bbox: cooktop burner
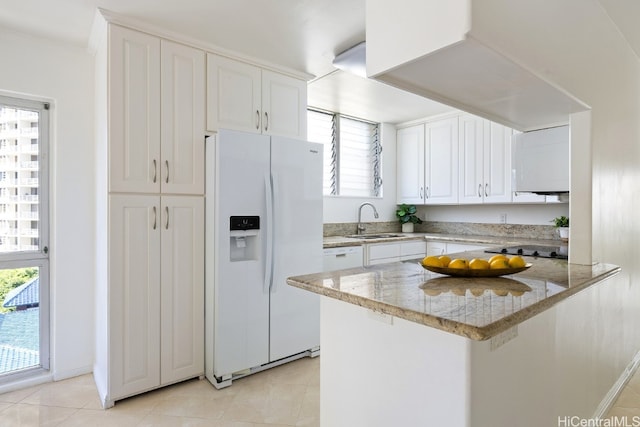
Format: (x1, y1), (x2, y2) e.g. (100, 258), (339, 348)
(485, 244), (568, 260)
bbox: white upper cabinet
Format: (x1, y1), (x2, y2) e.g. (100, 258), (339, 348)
(160, 40), (205, 195)
(459, 114), (512, 204)
(109, 25), (161, 194)
(425, 117), (459, 204)
(207, 54), (307, 139)
(397, 117), (458, 205)
(396, 124), (425, 204)
(109, 26), (205, 195)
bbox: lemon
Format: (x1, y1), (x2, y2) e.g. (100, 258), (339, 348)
(448, 258), (469, 269)
(489, 258), (510, 269)
(469, 258), (490, 270)
(488, 254), (508, 264)
(421, 256), (443, 268)
(438, 255), (452, 267)
(508, 255), (526, 268)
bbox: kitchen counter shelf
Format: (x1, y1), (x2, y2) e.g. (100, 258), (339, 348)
(287, 251), (619, 341)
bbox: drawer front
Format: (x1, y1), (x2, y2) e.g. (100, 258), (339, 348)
(400, 241), (427, 257)
(368, 243), (401, 260)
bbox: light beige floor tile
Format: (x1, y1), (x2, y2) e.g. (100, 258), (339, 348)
(224, 383), (306, 425)
(55, 408), (146, 427)
(137, 413), (216, 426)
(606, 405), (640, 418)
(153, 394), (234, 419)
(296, 385), (320, 427)
(21, 380), (100, 408)
(0, 384), (42, 403)
(0, 403), (77, 427)
(0, 402), (11, 412)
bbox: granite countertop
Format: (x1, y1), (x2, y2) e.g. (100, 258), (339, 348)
(323, 232), (564, 249)
(287, 250), (619, 341)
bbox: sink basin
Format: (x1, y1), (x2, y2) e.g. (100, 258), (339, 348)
(344, 233), (404, 239)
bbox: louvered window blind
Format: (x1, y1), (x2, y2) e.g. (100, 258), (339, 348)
(307, 109), (382, 197)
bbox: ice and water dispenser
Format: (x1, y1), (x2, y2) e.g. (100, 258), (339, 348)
(229, 216), (260, 262)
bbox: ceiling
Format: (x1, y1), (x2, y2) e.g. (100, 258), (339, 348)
(0, 0), (638, 124)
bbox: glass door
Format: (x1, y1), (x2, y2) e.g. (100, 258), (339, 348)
(0, 95), (49, 380)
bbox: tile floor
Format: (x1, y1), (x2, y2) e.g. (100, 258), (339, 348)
(0, 355), (639, 426)
(0, 356), (319, 427)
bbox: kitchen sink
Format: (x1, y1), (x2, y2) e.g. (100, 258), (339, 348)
(344, 233), (404, 239)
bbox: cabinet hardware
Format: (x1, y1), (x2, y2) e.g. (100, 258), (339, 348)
(165, 160), (169, 184)
(256, 110), (260, 130)
(264, 112), (269, 131)
(426, 186), (430, 199)
(152, 206), (157, 230)
(485, 183), (489, 197)
(165, 206), (169, 230)
(420, 187), (424, 199)
(152, 159), (157, 183)
(478, 184), (482, 198)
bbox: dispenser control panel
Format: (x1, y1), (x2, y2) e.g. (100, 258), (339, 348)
(230, 216), (260, 231)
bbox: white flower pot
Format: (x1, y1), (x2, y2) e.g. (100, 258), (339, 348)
(402, 222), (414, 233)
(558, 227), (569, 241)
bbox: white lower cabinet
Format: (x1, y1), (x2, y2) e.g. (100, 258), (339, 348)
(365, 240), (427, 266)
(109, 194), (204, 403)
(426, 241), (488, 256)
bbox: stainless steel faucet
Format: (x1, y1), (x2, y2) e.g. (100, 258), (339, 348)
(357, 203), (379, 235)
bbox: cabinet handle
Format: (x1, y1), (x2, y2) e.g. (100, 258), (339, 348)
(256, 110), (260, 130)
(420, 187), (424, 199)
(152, 206), (157, 230)
(478, 184), (482, 198)
(152, 159), (157, 183)
(165, 206), (169, 230)
(485, 183), (489, 197)
(264, 112), (269, 131)
(165, 160), (169, 184)
(426, 186), (430, 199)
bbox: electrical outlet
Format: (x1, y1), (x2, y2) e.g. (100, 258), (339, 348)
(500, 213), (507, 224)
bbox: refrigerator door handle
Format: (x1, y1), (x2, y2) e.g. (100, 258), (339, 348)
(270, 172), (280, 292)
(264, 173), (274, 294)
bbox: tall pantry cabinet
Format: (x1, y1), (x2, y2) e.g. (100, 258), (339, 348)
(94, 22), (205, 408)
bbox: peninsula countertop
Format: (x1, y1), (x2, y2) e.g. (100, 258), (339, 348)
(287, 251), (620, 340)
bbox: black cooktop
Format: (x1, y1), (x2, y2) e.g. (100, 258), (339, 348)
(485, 244), (568, 260)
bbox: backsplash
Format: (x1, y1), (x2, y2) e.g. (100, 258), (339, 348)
(324, 221), (560, 240)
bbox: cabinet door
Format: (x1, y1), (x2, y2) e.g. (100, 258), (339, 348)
(483, 122), (512, 203)
(458, 114), (484, 204)
(109, 26), (161, 193)
(161, 41), (205, 195)
(160, 196), (205, 384)
(207, 53), (261, 133)
(261, 70), (307, 138)
(425, 117), (458, 204)
(426, 241), (446, 256)
(397, 125), (425, 204)
(109, 195), (161, 399)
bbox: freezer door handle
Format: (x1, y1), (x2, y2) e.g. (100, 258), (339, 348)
(270, 172), (280, 292)
(264, 173), (274, 294)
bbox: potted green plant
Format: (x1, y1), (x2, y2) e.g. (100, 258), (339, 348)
(396, 204), (423, 233)
(552, 216), (569, 241)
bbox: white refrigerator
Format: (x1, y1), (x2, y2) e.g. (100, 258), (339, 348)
(205, 129), (323, 388)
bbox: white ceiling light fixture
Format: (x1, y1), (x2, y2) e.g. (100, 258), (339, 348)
(332, 41), (367, 78)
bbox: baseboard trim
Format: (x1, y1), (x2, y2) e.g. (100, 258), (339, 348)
(593, 350), (640, 418)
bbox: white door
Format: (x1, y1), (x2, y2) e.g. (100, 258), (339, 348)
(161, 41), (205, 195)
(425, 117), (458, 204)
(484, 122), (512, 203)
(261, 70), (307, 139)
(206, 54), (261, 133)
(458, 114), (485, 204)
(213, 130), (270, 377)
(109, 195), (161, 400)
(160, 196), (204, 384)
(109, 25), (161, 194)
(396, 125), (425, 204)
(269, 137), (322, 361)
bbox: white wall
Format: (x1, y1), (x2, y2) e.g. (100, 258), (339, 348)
(468, 0), (640, 414)
(0, 27), (95, 380)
